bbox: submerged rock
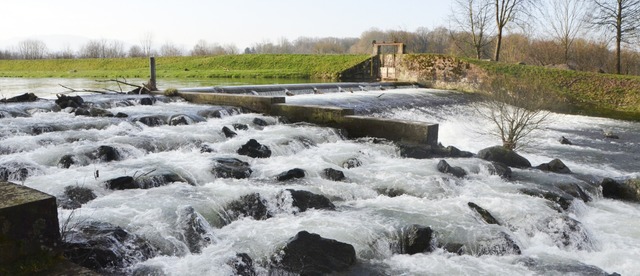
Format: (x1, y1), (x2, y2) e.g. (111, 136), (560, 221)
(57, 186), (97, 210)
(342, 158), (362, 169)
(516, 256), (620, 276)
(229, 253), (256, 276)
(276, 168), (306, 181)
(536, 159), (571, 174)
(468, 202), (500, 225)
(136, 115), (167, 127)
(58, 154), (76, 169)
(323, 168), (345, 181)
(477, 146), (531, 168)
(475, 231), (522, 256)
(252, 117), (269, 127)
(226, 193), (270, 221)
(233, 123), (249, 131)
(487, 162), (512, 179)
(601, 178), (640, 202)
(168, 114), (193, 126)
(286, 189), (335, 212)
(212, 157), (252, 179)
(520, 188), (575, 211)
(398, 224), (434, 255)
(538, 215), (593, 250)
(437, 160), (467, 178)
(237, 139), (271, 158)
(63, 221), (156, 273)
(94, 145), (120, 162)
(176, 206), (214, 254)
(271, 231), (356, 275)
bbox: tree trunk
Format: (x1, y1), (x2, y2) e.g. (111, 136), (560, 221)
(494, 28), (503, 62)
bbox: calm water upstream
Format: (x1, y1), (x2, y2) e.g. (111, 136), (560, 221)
(1, 78), (639, 275)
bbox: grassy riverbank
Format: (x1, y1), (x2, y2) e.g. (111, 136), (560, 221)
(0, 54), (369, 80)
(467, 59), (640, 121)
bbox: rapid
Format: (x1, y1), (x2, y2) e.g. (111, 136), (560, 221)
(1, 84), (638, 275)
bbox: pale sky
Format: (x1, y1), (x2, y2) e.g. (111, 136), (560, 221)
(0, 0), (451, 51)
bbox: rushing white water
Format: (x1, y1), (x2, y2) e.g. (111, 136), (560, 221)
(2, 86), (639, 275)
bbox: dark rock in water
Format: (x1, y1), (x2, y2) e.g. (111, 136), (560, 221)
(559, 136), (573, 145)
(536, 159), (571, 174)
(342, 157), (362, 169)
(601, 177), (640, 202)
(229, 253), (256, 276)
(233, 123), (249, 131)
(136, 115), (167, 127)
(57, 186), (97, 209)
(212, 158), (252, 179)
(139, 97), (155, 105)
(603, 131), (619, 139)
(538, 215), (592, 250)
(115, 112), (129, 118)
(63, 221), (156, 273)
(0, 163), (34, 182)
(554, 182), (593, 202)
(31, 125), (54, 135)
(237, 139), (271, 158)
(226, 193), (270, 221)
(0, 92), (38, 103)
(477, 146), (531, 168)
(476, 231), (521, 256)
(105, 176), (137, 190)
(55, 94), (84, 109)
(95, 145), (120, 162)
(177, 206), (214, 254)
(468, 202), (500, 225)
(131, 265), (166, 276)
(75, 107), (113, 117)
(276, 168), (306, 181)
(58, 154), (76, 169)
(437, 160), (467, 178)
(376, 187), (406, 197)
(197, 109), (224, 118)
(520, 188), (574, 211)
(398, 224), (434, 255)
(516, 256), (620, 276)
(252, 117), (269, 126)
(440, 243), (465, 255)
(168, 114), (191, 126)
(487, 162), (512, 179)
(222, 126), (237, 138)
(136, 173), (189, 188)
(399, 143), (473, 159)
(286, 189), (335, 212)
(323, 168), (345, 181)
(271, 231), (356, 275)
(200, 144), (215, 153)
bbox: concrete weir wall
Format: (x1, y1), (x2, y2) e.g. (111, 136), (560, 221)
(173, 91), (439, 146)
(0, 181), (60, 270)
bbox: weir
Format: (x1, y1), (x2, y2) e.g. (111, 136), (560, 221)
(154, 82), (439, 146)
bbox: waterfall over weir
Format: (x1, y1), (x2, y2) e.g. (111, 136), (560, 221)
(1, 86), (638, 275)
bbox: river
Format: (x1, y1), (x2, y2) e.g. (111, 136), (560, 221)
(1, 78), (638, 275)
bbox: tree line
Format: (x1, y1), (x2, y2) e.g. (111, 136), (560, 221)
(1, 0), (638, 75)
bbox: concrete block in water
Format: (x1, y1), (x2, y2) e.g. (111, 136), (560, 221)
(341, 115), (438, 146)
(271, 104), (355, 124)
(176, 92), (285, 113)
(0, 181), (60, 266)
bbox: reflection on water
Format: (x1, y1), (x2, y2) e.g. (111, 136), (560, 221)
(0, 77), (318, 99)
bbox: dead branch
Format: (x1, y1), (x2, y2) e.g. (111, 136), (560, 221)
(58, 84), (112, 94)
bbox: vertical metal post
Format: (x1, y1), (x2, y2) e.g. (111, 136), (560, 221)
(148, 56), (157, 91)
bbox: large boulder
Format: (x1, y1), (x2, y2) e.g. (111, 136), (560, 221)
(212, 158), (252, 179)
(397, 224), (434, 255)
(601, 178), (640, 202)
(437, 160), (467, 178)
(477, 146), (531, 168)
(271, 231), (356, 275)
(276, 168), (306, 181)
(226, 193), (270, 221)
(0, 92), (38, 103)
(63, 221), (156, 273)
(286, 189), (335, 212)
(536, 159), (571, 174)
(57, 186), (97, 209)
(56, 94), (84, 109)
(237, 139), (271, 158)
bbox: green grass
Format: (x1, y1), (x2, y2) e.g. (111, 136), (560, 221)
(0, 54), (369, 80)
(465, 58), (640, 121)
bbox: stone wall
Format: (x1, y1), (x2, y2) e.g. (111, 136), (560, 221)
(395, 54), (487, 92)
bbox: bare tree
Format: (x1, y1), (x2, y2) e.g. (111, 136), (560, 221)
(493, 0), (534, 61)
(475, 75), (552, 150)
(544, 0), (587, 63)
(79, 39), (125, 58)
(128, 45), (145, 57)
(451, 0), (494, 59)
(140, 32), (155, 57)
(590, 0), (640, 74)
(159, 41), (184, 56)
(16, 39), (48, 59)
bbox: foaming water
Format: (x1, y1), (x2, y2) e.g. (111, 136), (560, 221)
(2, 87), (638, 275)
